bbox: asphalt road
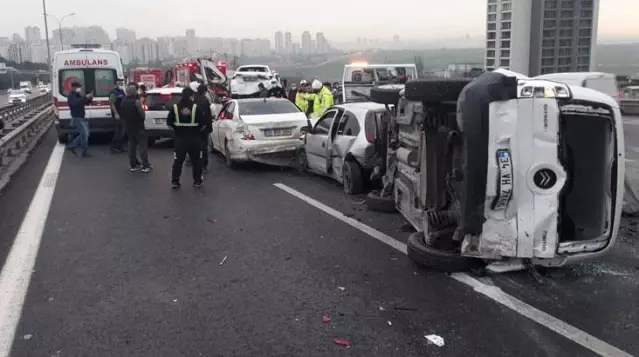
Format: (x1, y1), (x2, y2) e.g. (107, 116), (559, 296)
(0, 125), (637, 356)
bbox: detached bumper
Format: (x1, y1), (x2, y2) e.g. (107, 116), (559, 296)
(228, 138), (303, 166)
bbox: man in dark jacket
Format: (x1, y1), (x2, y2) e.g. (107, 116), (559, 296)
(194, 84), (213, 172)
(66, 82), (94, 157)
(287, 84), (297, 103)
(120, 84), (151, 172)
(167, 87), (208, 188)
(109, 77), (126, 153)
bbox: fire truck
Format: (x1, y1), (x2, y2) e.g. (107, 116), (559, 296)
(128, 67), (163, 89)
(164, 57), (230, 99)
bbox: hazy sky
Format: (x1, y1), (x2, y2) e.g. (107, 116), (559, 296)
(2, 0), (638, 42)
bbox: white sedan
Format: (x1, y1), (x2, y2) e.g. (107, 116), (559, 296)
(8, 89), (27, 105)
(210, 98), (308, 168)
(230, 65), (282, 98)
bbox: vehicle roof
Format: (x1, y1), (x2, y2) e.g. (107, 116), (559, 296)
(569, 85), (620, 108)
(237, 64), (269, 68)
(332, 102), (387, 117)
(53, 48), (120, 56)
(345, 64), (416, 68)
(146, 87), (184, 94)
(232, 97), (291, 104)
(536, 72), (616, 81)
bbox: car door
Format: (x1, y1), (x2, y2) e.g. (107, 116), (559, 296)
(305, 109), (339, 174)
(212, 101), (230, 151)
(331, 110), (361, 178)
(217, 101), (236, 148)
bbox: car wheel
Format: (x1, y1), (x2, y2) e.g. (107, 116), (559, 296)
(343, 159), (364, 195)
(147, 137), (156, 147)
(293, 148), (308, 172)
(370, 85), (403, 105)
(406, 232), (483, 272)
(57, 133), (69, 144)
(224, 141), (235, 168)
(366, 191), (396, 213)
(404, 79), (471, 103)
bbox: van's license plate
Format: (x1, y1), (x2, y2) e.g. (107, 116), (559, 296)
(154, 119), (165, 125)
(492, 149), (513, 210)
(264, 128), (292, 137)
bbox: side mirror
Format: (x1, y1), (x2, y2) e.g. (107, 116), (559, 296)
(300, 125), (311, 134)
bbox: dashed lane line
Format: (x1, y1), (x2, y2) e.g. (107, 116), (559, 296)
(0, 143), (65, 356)
(274, 182), (633, 357)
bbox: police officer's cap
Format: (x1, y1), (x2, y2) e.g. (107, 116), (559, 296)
(182, 87), (195, 98)
(197, 84), (208, 94)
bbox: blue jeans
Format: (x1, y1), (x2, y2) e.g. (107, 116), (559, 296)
(68, 117), (89, 153)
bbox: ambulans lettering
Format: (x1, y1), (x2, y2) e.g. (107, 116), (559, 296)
(63, 59), (109, 66)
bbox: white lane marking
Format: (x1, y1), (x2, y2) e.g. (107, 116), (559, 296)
(0, 143), (65, 356)
(273, 182), (633, 357)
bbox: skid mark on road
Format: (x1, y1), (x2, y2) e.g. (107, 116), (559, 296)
(0, 144), (65, 356)
(274, 182), (634, 357)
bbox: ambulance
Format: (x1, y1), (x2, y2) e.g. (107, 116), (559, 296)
(52, 45), (124, 143)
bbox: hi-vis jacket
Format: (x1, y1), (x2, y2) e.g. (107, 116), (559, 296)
(295, 91), (314, 113)
(311, 86), (334, 118)
(167, 100), (207, 135)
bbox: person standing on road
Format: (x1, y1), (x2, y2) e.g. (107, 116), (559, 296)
(120, 84), (152, 172)
(66, 82), (94, 157)
(109, 78), (127, 154)
(167, 87), (208, 188)
(295, 80), (314, 116)
(310, 79), (334, 118)
(194, 83), (213, 173)
(288, 83), (298, 103)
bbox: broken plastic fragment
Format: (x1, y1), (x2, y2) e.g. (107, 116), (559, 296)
(322, 315), (331, 323)
(337, 286), (346, 291)
(425, 334), (445, 347)
(379, 306), (385, 311)
(219, 255), (228, 266)
(333, 338), (351, 347)
(23, 334), (32, 340)
(207, 218), (218, 223)
(387, 321), (392, 326)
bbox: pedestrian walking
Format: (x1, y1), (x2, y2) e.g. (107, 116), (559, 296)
(66, 82), (94, 157)
(109, 77), (126, 153)
(120, 84), (152, 172)
(167, 87), (208, 188)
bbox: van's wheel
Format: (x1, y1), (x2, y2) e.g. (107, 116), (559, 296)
(147, 137), (156, 147)
(343, 159), (364, 195)
(57, 133), (69, 144)
(293, 148), (308, 172)
(366, 191), (396, 213)
(404, 79), (471, 103)
(370, 85), (403, 105)
(224, 141), (235, 168)
(407, 232), (484, 272)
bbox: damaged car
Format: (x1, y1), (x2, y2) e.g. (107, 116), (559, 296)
(210, 98), (308, 168)
(368, 69), (625, 272)
(230, 65), (283, 99)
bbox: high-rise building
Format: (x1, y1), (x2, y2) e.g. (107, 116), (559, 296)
(24, 26), (42, 43)
(186, 29), (196, 56)
(274, 31), (283, 53)
(7, 42), (33, 63)
(11, 33), (22, 43)
(116, 28), (136, 43)
(240, 39), (271, 57)
(223, 38), (240, 56)
(484, 0), (599, 76)
(134, 38), (159, 64)
(284, 32), (292, 53)
(315, 32), (328, 54)
(301, 31), (312, 55)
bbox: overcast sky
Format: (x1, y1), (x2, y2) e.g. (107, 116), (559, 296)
(2, 0), (638, 42)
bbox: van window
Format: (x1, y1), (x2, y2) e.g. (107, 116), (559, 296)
(59, 68), (117, 97)
(584, 77), (617, 98)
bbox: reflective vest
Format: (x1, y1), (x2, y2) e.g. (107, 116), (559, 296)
(312, 87), (333, 117)
(173, 104), (199, 127)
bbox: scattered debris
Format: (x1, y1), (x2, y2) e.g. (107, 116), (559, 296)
(322, 315), (331, 323)
(379, 306), (385, 311)
(23, 334), (32, 340)
(394, 306), (418, 311)
(207, 218), (218, 223)
(172, 299), (178, 303)
(387, 321), (392, 326)
(390, 256), (398, 261)
(337, 286), (346, 291)
(219, 255), (228, 266)
(285, 257), (291, 260)
(343, 212), (355, 218)
(163, 215), (170, 219)
(424, 334), (444, 347)
(333, 338), (351, 347)
(47, 297), (54, 302)
(352, 200), (366, 205)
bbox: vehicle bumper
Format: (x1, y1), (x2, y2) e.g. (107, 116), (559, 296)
(146, 128), (173, 138)
(227, 138), (303, 166)
(55, 117), (117, 134)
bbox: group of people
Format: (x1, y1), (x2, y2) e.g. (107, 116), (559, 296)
(288, 79), (334, 118)
(65, 78), (213, 188)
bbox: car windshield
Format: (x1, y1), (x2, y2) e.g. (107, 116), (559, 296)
(145, 92), (182, 111)
(237, 66), (268, 73)
(239, 100), (300, 115)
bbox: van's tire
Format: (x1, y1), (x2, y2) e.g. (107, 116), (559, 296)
(343, 159), (364, 195)
(407, 232), (484, 272)
(370, 85), (403, 105)
(147, 137), (157, 147)
(404, 79), (471, 103)
(57, 133), (69, 144)
(366, 191), (396, 213)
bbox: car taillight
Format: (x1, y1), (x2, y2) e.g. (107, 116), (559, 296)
(364, 115), (376, 143)
(241, 132), (255, 140)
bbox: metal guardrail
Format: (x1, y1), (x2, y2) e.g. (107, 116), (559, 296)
(620, 99), (639, 115)
(0, 94), (51, 125)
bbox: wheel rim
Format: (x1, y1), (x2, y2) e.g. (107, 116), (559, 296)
(298, 150), (307, 169)
(343, 165), (351, 192)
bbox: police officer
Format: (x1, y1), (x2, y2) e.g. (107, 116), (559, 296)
(167, 87), (208, 188)
(109, 77), (126, 153)
(310, 79), (334, 118)
(194, 83), (213, 173)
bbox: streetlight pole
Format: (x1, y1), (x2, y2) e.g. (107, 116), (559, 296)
(42, 0), (51, 70)
(43, 12), (75, 51)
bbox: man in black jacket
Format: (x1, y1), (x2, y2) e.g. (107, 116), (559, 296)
(120, 84), (151, 172)
(167, 87), (208, 188)
(194, 84), (213, 172)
